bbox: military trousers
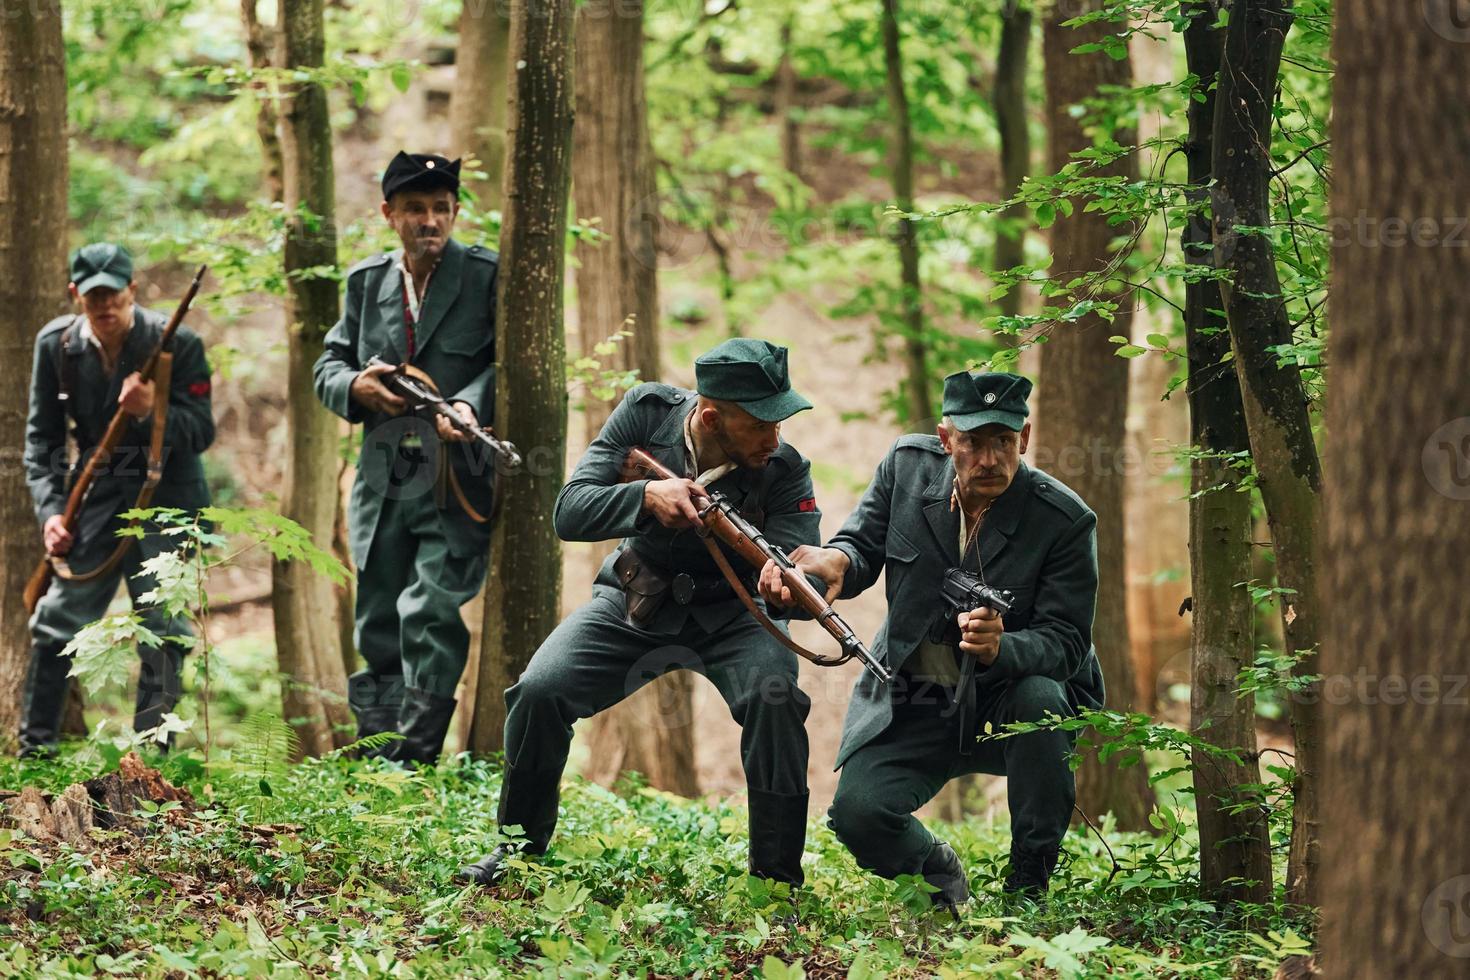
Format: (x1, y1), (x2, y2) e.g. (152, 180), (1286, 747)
(828, 673), (1076, 879)
(353, 487), (489, 703)
(498, 590), (812, 859)
(21, 528), (193, 752)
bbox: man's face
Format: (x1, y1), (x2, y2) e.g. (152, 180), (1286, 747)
(939, 420), (1030, 503)
(382, 189), (459, 263)
(704, 402), (782, 469)
(69, 283), (136, 342)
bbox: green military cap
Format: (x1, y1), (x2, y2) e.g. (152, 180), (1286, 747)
(382, 150), (461, 200)
(942, 370), (1033, 432)
(69, 242), (134, 295)
(694, 338), (813, 422)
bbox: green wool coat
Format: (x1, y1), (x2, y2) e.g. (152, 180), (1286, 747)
(313, 238), (499, 564)
(25, 306), (214, 567)
(827, 435), (1106, 768)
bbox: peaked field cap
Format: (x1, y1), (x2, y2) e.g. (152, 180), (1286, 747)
(69, 242), (134, 295)
(942, 370), (1033, 432)
(382, 151), (462, 200)
(694, 338), (813, 422)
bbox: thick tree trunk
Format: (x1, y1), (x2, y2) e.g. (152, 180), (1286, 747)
(240, 0), (283, 204)
(0, 0), (68, 741)
(1039, 0), (1154, 832)
(572, 0), (698, 798)
(469, 0), (573, 756)
(451, 0), (512, 211)
(1181, 0), (1272, 907)
(273, 0), (351, 756)
(1320, 4), (1470, 973)
(991, 0), (1032, 328)
(1210, 0), (1321, 907)
(881, 0), (933, 429)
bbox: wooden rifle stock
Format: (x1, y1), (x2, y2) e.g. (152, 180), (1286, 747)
(626, 447), (891, 682)
(23, 266), (208, 614)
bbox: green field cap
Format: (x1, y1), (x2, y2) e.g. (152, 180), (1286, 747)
(943, 371), (1032, 432)
(694, 338), (813, 422)
(69, 242), (134, 295)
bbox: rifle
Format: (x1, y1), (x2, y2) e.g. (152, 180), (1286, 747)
(626, 447), (892, 683)
(23, 265), (208, 614)
(364, 355), (522, 470)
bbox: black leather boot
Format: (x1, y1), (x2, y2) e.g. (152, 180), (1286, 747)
(388, 686), (456, 767)
(18, 644), (71, 759)
(921, 840), (971, 913)
(133, 645), (184, 749)
(747, 788), (809, 887)
(347, 670), (405, 756)
(1003, 845), (1058, 898)
(456, 763), (562, 886)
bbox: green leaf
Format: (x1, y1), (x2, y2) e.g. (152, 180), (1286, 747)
(1116, 345), (1148, 358)
(1146, 333), (1170, 348)
(390, 64), (412, 93)
(1034, 202), (1056, 229)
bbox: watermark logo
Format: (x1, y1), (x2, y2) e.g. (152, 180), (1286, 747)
(1422, 417), (1470, 500)
(1424, 0), (1470, 42)
(1423, 874), (1470, 958)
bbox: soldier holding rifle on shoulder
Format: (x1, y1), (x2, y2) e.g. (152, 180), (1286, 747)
(18, 244), (215, 758)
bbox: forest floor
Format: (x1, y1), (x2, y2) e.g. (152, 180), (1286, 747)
(0, 750), (1314, 977)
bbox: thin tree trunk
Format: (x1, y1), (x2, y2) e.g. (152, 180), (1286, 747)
(991, 0), (1032, 331)
(241, 0), (283, 204)
(0, 0), (68, 741)
(1039, 0), (1154, 832)
(1211, 0), (1320, 907)
(1321, 2), (1470, 971)
(775, 17), (801, 179)
(273, 0), (351, 756)
(880, 0), (933, 429)
(1181, 0), (1272, 907)
(451, 0), (512, 211)
(469, 0), (574, 757)
(572, 0), (698, 798)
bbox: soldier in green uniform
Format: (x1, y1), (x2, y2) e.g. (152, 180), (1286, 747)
(457, 338), (819, 888)
(314, 151), (499, 765)
(18, 243), (215, 758)
(760, 371), (1104, 905)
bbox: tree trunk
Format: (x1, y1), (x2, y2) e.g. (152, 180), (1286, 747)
(240, 0), (283, 204)
(991, 0), (1032, 329)
(0, 0), (68, 741)
(1039, 0), (1154, 832)
(1181, 0), (1272, 907)
(451, 0), (512, 211)
(1320, 3), (1470, 971)
(571, 0), (698, 798)
(469, 0), (574, 757)
(880, 0), (933, 429)
(774, 17), (801, 179)
(273, 0), (351, 757)
(1211, 0), (1320, 907)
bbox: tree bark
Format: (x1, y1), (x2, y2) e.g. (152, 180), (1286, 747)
(1210, 0), (1321, 907)
(880, 0), (934, 429)
(273, 0), (352, 757)
(571, 0), (698, 797)
(991, 0), (1032, 330)
(451, 0), (512, 211)
(1181, 0), (1272, 907)
(0, 0), (68, 741)
(1039, 0), (1154, 832)
(774, 17), (801, 180)
(469, 0), (574, 756)
(240, 0), (283, 204)
(1319, 3), (1470, 973)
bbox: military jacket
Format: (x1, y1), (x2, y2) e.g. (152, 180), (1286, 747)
(828, 435), (1105, 768)
(25, 306), (215, 567)
(314, 238), (499, 563)
(554, 382), (822, 635)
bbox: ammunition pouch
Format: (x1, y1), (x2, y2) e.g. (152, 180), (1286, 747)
(612, 547), (738, 628)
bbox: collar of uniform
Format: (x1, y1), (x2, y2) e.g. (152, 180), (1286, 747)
(645, 391), (698, 448)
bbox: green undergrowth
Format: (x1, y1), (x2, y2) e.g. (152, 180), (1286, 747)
(1, 748), (1312, 978)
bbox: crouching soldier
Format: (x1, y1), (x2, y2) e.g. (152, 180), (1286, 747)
(760, 371), (1104, 907)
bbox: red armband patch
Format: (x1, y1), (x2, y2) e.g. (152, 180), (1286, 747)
(797, 497), (817, 513)
(188, 381), (211, 397)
